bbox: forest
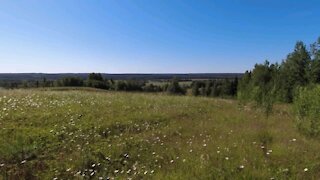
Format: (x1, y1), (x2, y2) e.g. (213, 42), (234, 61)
(238, 37), (320, 136)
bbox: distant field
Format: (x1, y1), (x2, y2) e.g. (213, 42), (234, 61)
(0, 89), (320, 179)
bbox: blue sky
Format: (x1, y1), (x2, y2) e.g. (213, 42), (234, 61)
(0, 0), (319, 73)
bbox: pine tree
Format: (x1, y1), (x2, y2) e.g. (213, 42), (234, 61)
(280, 41), (311, 102)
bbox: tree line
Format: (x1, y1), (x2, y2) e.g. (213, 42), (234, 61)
(238, 37), (320, 104)
(238, 37), (320, 136)
(190, 78), (238, 97)
(0, 72), (239, 98)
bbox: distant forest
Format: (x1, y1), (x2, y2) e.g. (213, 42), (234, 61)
(0, 73), (242, 81)
(0, 72), (240, 98)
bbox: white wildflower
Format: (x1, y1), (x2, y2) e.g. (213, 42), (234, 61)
(21, 160), (27, 164)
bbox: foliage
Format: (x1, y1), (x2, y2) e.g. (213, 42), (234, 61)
(86, 80), (109, 89)
(114, 80), (145, 91)
(166, 78), (186, 95)
(88, 73), (104, 81)
(86, 73), (110, 89)
(280, 41), (311, 102)
(191, 79), (238, 98)
(310, 38), (320, 83)
(191, 81), (200, 96)
(294, 85), (320, 136)
(238, 71), (252, 102)
(143, 83), (163, 92)
(56, 77), (84, 87)
(238, 37), (320, 116)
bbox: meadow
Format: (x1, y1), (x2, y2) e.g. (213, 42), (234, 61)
(0, 89), (320, 179)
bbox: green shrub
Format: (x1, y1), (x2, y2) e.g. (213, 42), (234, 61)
(294, 85), (320, 136)
(166, 78), (185, 95)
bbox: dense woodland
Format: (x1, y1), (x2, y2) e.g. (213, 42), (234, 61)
(238, 37), (320, 103)
(238, 37), (320, 136)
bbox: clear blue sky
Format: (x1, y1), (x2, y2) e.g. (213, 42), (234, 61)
(1, 0), (320, 73)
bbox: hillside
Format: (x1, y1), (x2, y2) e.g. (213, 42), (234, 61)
(0, 89), (319, 179)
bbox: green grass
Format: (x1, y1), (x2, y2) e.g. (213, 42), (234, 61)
(0, 89), (320, 179)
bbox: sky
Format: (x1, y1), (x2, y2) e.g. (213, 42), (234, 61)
(0, 0), (320, 73)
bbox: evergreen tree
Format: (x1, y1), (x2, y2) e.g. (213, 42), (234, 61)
(280, 41), (311, 102)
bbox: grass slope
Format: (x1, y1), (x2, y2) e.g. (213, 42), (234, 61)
(0, 89), (319, 179)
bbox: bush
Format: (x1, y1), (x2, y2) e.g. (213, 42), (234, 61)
(143, 83), (162, 92)
(294, 85), (320, 136)
(86, 80), (109, 89)
(57, 77), (84, 87)
(166, 78), (185, 95)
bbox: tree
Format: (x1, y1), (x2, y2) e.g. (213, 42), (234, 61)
(191, 81), (200, 96)
(230, 77), (238, 96)
(210, 82), (221, 97)
(58, 77), (84, 87)
(166, 78), (185, 95)
(125, 80), (144, 91)
(238, 61), (276, 116)
(237, 70), (252, 101)
(204, 81), (212, 96)
(220, 79), (232, 96)
(280, 41), (311, 102)
(88, 73), (104, 81)
(42, 77), (47, 87)
(143, 83), (162, 92)
(87, 73), (109, 89)
(310, 37), (320, 83)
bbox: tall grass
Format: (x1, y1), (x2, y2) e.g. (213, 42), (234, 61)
(0, 89), (320, 179)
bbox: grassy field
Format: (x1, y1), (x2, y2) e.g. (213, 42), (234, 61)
(0, 89), (320, 179)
